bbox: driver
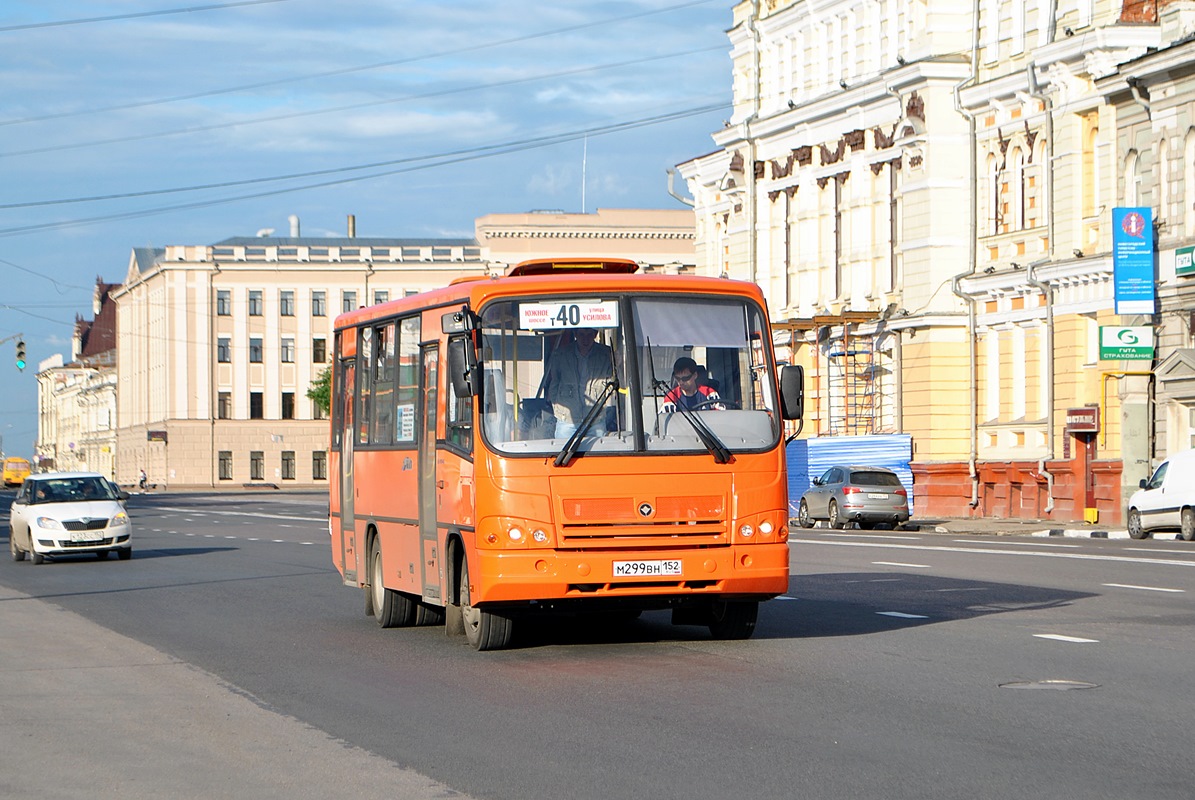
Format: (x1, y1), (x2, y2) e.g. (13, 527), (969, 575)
(663, 356), (723, 412)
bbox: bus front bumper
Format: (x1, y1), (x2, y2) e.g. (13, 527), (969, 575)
(471, 542), (790, 605)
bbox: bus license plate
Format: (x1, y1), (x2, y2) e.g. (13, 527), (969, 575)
(613, 559), (681, 577)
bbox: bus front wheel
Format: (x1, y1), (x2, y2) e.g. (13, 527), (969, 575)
(370, 540), (415, 628)
(708, 600), (758, 640)
(460, 559), (513, 651)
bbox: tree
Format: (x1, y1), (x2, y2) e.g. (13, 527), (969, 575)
(307, 367), (331, 415)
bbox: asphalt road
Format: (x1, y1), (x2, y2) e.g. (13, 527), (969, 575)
(3, 491), (1195, 799)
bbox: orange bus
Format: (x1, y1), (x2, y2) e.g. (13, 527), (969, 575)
(329, 258), (804, 649)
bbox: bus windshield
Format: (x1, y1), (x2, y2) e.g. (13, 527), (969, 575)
(477, 293), (779, 457)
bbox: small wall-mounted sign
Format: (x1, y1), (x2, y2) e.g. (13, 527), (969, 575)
(147, 430), (168, 443)
(1065, 407), (1100, 434)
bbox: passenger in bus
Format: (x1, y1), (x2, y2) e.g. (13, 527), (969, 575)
(662, 356), (724, 412)
(545, 327), (614, 438)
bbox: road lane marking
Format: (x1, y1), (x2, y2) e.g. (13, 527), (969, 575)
(877, 612), (928, 619)
(1126, 547), (1193, 555)
(1102, 583), (1184, 593)
(1034, 634), (1098, 643)
(953, 539), (1079, 548)
(153, 506), (324, 523)
(790, 537), (1195, 568)
(872, 561), (931, 568)
(822, 533), (922, 541)
(777, 596), (799, 600)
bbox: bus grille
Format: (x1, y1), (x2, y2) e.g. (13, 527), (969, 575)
(558, 494), (726, 546)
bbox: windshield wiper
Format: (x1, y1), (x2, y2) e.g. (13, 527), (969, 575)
(653, 379), (731, 464)
(554, 379), (617, 467)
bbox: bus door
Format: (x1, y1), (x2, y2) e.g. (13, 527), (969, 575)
(338, 357), (359, 582)
(419, 344), (441, 601)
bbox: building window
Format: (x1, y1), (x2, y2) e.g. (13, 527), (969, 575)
(282, 392), (295, 419)
(250, 451), (264, 480)
(217, 337), (231, 363)
(313, 337), (327, 363)
(373, 290), (389, 305)
(216, 290), (231, 316)
(249, 337), (263, 363)
(312, 290), (326, 317)
(250, 392), (263, 419)
(281, 337), (294, 363)
(218, 451), (233, 480)
(312, 450), (327, 480)
(280, 290), (295, 316)
(218, 392), (232, 420)
(249, 290), (263, 316)
(313, 400), (328, 420)
(342, 290), (357, 313)
(281, 451), (296, 480)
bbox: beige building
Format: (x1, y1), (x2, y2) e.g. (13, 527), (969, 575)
(35, 280), (120, 478)
(107, 210), (695, 489)
(678, 0), (1195, 523)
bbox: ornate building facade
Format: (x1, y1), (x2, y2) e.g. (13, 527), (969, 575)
(679, 0), (1195, 523)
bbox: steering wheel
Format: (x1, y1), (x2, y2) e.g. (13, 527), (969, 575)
(690, 398), (739, 411)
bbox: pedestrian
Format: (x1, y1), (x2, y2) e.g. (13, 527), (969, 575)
(139, 468), (147, 492)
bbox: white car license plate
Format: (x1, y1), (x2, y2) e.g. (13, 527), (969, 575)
(70, 530), (103, 542)
(613, 559), (682, 577)
(868, 493), (889, 499)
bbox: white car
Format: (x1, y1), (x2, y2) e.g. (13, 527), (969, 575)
(9, 472), (132, 563)
(1127, 449), (1195, 541)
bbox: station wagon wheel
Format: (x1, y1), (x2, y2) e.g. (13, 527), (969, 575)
(29, 547), (44, 565)
(1181, 508), (1195, 542)
(828, 499), (845, 529)
(708, 600), (758, 640)
(370, 539), (415, 627)
(1127, 509), (1147, 540)
(9, 534), (24, 562)
(117, 547), (132, 561)
(460, 557), (513, 651)
(797, 499), (813, 529)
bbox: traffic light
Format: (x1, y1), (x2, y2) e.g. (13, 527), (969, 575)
(15, 339), (25, 371)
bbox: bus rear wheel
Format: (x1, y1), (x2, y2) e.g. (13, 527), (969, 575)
(460, 559), (512, 651)
(370, 540), (415, 628)
(708, 600), (758, 640)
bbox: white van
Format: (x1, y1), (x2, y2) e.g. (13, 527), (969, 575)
(1127, 449), (1195, 540)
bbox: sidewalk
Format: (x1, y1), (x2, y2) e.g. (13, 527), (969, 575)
(908, 517), (1132, 539)
(0, 584), (471, 800)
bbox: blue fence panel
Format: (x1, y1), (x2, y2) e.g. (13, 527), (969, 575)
(786, 434), (914, 515)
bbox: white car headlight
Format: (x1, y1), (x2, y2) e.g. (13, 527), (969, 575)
(111, 511), (129, 527)
(35, 517), (65, 530)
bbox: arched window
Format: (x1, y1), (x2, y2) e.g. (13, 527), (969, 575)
(1082, 119), (1099, 218)
(1125, 150), (1140, 206)
(1011, 146), (1026, 230)
(986, 154), (1000, 235)
(1159, 136), (1171, 223)
(1184, 130), (1195, 235)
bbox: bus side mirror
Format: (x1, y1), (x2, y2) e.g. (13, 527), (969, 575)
(447, 337), (479, 397)
(779, 365), (804, 420)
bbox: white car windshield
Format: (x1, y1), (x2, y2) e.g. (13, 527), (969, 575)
(475, 293), (780, 458)
(28, 477), (120, 504)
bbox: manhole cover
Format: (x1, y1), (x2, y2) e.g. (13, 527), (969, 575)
(999, 680), (1099, 691)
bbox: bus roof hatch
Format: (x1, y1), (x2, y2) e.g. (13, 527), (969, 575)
(507, 258), (639, 277)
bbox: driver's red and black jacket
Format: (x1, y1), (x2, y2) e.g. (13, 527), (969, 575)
(662, 384), (723, 412)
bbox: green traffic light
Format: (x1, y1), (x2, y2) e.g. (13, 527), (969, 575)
(15, 339), (25, 371)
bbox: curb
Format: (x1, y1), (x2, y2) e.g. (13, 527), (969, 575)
(1030, 528), (1131, 539)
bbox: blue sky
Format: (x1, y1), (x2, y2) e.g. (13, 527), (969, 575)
(0, 0), (732, 458)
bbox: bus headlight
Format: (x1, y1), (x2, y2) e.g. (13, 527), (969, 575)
(738, 524), (754, 538)
(508, 527), (524, 543)
(532, 529), (549, 543)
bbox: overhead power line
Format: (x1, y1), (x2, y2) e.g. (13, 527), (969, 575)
(0, 0), (719, 127)
(0, 103), (726, 238)
(0, 0), (291, 33)
(0, 46), (725, 160)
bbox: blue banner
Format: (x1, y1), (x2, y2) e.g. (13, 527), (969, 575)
(1112, 207), (1155, 315)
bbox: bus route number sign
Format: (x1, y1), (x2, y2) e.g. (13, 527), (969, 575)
(520, 301), (618, 330)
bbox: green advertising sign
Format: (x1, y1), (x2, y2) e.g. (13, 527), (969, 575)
(1099, 326), (1153, 361)
(1178, 245), (1195, 277)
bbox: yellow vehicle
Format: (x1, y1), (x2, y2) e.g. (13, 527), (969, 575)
(3, 457), (32, 488)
